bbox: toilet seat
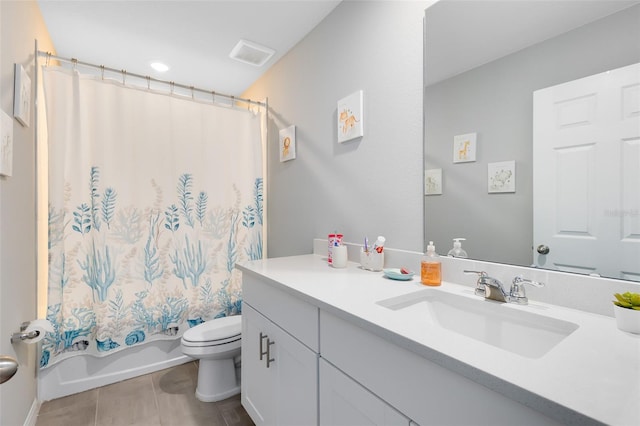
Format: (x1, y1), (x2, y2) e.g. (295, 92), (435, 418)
(181, 315), (241, 348)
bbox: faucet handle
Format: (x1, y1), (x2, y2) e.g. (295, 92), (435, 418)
(464, 270), (487, 277)
(509, 275), (545, 305)
(464, 270), (488, 297)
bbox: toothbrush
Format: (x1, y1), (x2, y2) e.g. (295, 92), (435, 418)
(364, 237), (369, 253)
(373, 236), (385, 253)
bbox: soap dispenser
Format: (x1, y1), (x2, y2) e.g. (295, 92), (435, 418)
(447, 238), (468, 258)
(421, 241), (441, 286)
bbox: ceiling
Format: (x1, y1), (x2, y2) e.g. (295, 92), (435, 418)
(425, 0), (640, 86)
(37, 0), (342, 96)
(37, 1), (639, 97)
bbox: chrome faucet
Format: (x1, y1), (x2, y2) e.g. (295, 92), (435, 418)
(464, 271), (544, 305)
(464, 270), (508, 302)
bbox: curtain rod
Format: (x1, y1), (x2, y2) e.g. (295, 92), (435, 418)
(37, 50), (266, 108)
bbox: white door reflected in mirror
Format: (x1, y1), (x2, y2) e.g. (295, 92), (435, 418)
(533, 62), (640, 281)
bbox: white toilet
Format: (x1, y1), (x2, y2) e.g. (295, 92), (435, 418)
(180, 315), (242, 402)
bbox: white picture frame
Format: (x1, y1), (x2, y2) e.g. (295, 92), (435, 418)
(424, 168), (442, 195)
(279, 125), (296, 162)
(337, 90), (363, 143)
(488, 160), (516, 193)
(1, 109), (14, 177)
(13, 64), (31, 127)
(453, 133), (476, 163)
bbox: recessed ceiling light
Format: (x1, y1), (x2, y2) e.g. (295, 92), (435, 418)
(150, 62), (169, 73)
(229, 39), (275, 67)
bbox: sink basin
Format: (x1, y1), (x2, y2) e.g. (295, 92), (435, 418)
(377, 289), (579, 359)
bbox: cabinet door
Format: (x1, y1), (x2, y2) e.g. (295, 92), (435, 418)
(320, 359), (410, 426)
(271, 313), (318, 426)
(242, 303), (318, 426)
(242, 304), (277, 424)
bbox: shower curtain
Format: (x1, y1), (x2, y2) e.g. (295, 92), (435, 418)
(40, 67), (264, 368)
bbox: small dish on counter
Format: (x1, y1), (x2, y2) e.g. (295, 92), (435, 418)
(383, 268), (415, 281)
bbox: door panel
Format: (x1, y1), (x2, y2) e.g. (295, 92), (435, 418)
(533, 62), (640, 280)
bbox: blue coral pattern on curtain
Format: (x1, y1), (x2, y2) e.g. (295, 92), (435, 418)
(41, 67), (264, 368)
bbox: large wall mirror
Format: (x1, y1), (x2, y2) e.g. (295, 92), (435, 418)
(424, 0), (640, 281)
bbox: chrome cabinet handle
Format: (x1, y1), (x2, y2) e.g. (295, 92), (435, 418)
(259, 332), (275, 368)
(266, 339), (275, 368)
(259, 332), (268, 360)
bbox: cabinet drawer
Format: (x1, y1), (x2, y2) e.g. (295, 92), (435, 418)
(320, 310), (562, 426)
(243, 274), (319, 352)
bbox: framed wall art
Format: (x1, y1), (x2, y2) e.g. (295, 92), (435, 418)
(337, 90), (363, 143)
(488, 160), (516, 193)
(279, 125), (296, 162)
(453, 132), (476, 163)
(1, 109), (14, 177)
(13, 64), (31, 127)
(424, 168), (442, 195)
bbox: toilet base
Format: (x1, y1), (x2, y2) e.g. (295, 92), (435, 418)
(195, 357), (240, 402)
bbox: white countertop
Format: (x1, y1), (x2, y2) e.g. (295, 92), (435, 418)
(237, 254), (640, 426)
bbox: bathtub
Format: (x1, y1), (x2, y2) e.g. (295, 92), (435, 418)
(38, 339), (189, 401)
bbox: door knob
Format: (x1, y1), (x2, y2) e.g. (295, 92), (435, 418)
(537, 244), (550, 255)
(0, 355), (18, 384)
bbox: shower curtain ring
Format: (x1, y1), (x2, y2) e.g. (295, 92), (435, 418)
(71, 58), (78, 71)
(190, 86), (195, 100)
(211, 91), (216, 103)
(121, 70), (127, 85)
(100, 65), (105, 80)
(46, 52), (51, 67)
(170, 82), (175, 94)
(146, 76), (151, 89)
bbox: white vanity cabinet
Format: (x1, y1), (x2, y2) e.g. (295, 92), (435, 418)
(238, 253), (640, 426)
(241, 274), (319, 426)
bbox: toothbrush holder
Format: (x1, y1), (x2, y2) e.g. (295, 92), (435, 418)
(360, 248), (384, 271)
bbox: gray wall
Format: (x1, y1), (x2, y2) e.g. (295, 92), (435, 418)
(424, 5), (640, 266)
(243, 1), (429, 258)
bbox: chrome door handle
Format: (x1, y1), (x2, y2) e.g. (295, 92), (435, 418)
(0, 356), (18, 385)
(537, 244), (550, 255)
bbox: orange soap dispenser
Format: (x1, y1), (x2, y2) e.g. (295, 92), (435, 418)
(421, 241), (441, 286)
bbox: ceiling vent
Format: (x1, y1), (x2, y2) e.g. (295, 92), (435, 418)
(229, 39), (275, 67)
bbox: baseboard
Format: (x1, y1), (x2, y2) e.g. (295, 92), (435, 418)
(23, 398), (41, 426)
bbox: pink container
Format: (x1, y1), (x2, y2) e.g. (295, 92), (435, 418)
(328, 233), (343, 265)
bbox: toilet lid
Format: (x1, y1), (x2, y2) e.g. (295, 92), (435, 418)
(182, 315), (242, 346)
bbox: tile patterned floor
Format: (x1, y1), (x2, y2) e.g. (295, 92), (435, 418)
(35, 361), (254, 426)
